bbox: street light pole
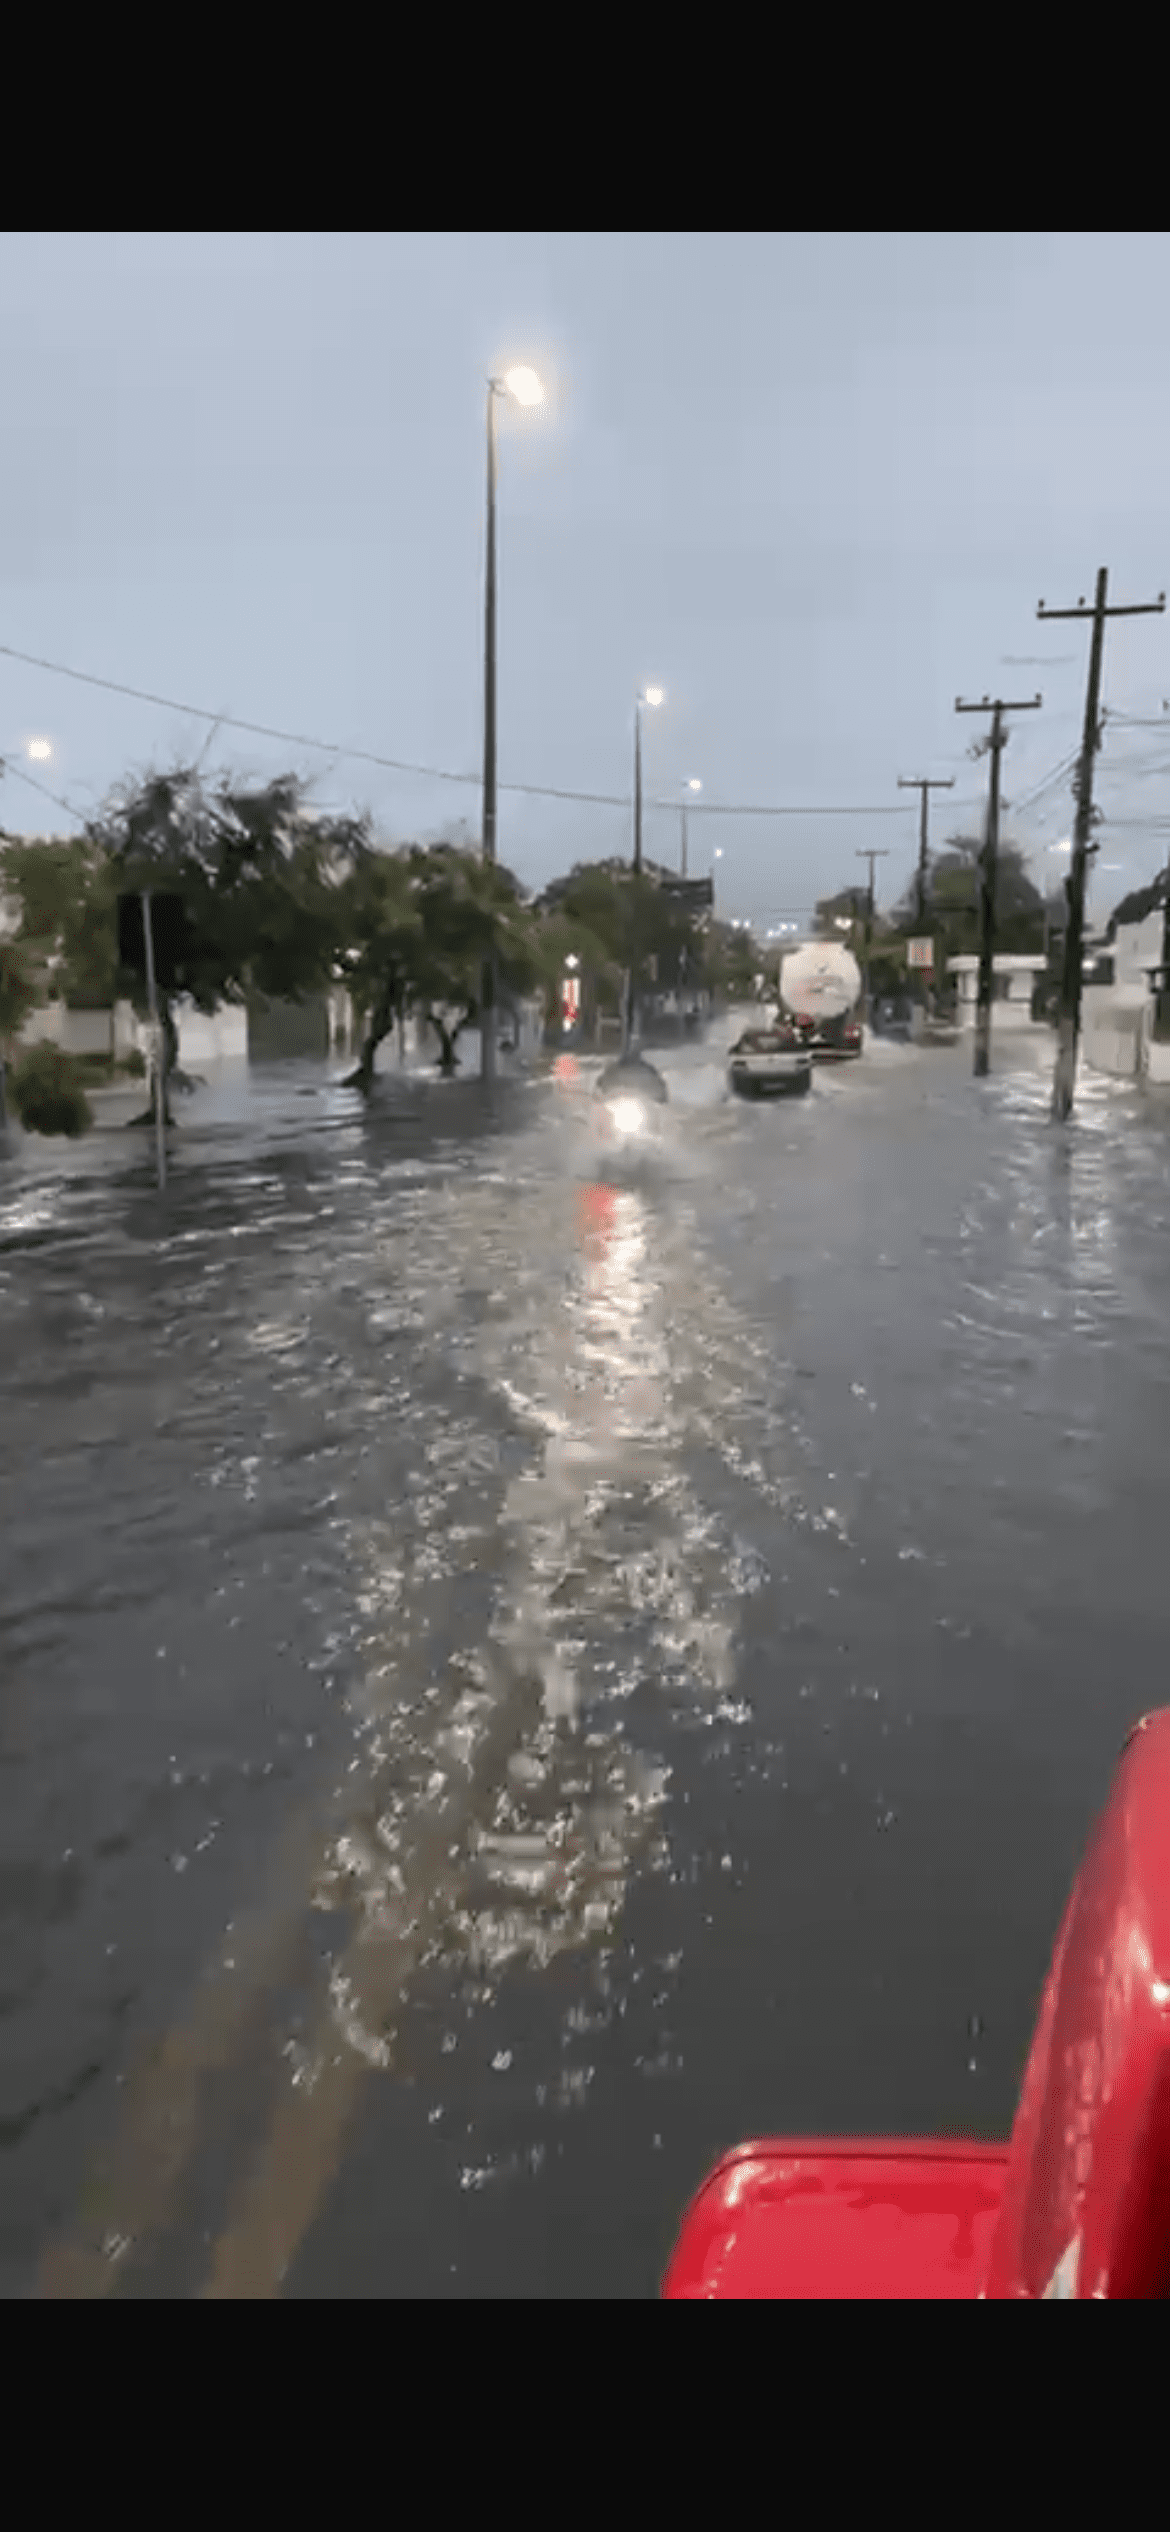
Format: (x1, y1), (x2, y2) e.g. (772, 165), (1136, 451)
(625, 687), (662, 1055)
(680, 777), (700, 879)
(480, 363), (544, 1087)
(481, 379), (500, 1085)
(141, 889), (166, 1191)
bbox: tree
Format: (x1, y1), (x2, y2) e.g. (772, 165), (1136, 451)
(335, 846), (423, 1088)
(813, 887), (868, 947)
(7, 1041), (92, 1138)
(537, 859), (711, 1036)
(404, 845), (544, 1075)
(0, 935), (40, 1129)
(85, 764), (365, 1122)
(1106, 874), (1166, 938)
(0, 831), (120, 1012)
(337, 842), (546, 1087)
(889, 837), (1043, 948)
(883, 837), (1044, 1007)
(705, 919), (760, 1003)
(532, 901), (618, 1041)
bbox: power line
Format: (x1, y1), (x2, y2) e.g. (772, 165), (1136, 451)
(0, 755), (88, 825)
(4, 634), (1161, 849)
(0, 637), (914, 820)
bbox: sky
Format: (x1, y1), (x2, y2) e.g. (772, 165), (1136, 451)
(4, 231), (1170, 935)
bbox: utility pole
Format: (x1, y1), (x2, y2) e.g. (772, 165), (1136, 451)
(855, 849), (888, 1016)
(625, 689), (662, 1056)
(898, 776), (954, 930)
(954, 694), (1042, 1078)
(1037, 570), (1166, 1120)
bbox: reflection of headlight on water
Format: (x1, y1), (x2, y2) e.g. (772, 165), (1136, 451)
(607, 1098), (645, 1135)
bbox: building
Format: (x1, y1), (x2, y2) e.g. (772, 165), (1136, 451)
(946, 953), (1047, 1024)
(1079, 907), (1170, 1083)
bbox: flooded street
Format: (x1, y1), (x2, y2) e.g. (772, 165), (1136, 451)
(3, 1025), (1170, 2297)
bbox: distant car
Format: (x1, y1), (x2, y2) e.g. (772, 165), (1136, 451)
(728, 1025), (813, 1099)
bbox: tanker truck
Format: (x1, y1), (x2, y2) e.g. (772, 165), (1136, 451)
(776, 941), (863, 1058)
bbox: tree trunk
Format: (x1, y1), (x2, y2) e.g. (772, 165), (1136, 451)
(427, 1010), (460, 1076)
(129, 994), (179, 1127)
(423, 1003), (477, 1076)
(342, 984), (395, 1091)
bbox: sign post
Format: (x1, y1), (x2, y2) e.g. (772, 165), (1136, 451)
(141, 891), (166, 1191)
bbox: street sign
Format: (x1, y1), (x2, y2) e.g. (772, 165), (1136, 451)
(660, 876), (714, 912)
(907, 937), (934, 970)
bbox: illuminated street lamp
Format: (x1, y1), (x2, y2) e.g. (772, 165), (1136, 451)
(481, 362), (544, 1082)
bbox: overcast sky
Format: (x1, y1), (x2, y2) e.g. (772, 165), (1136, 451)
(4, 232), (1170, 931)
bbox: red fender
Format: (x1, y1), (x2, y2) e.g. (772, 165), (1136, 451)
(982, 1708), (1170, 2299)
(661, 1710), (1170, 2298)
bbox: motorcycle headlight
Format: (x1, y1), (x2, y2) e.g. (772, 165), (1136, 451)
(608, 1097), (645, 1135)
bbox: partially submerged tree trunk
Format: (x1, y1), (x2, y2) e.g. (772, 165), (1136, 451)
(129, 995), (180, 1127)
(342, 984), (396, 1091)
(425, 1004), (475, 1076)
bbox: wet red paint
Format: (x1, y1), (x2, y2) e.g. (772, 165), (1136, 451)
(663, 1711), (1170, 2298)
(661, 2140), (1008, 2298)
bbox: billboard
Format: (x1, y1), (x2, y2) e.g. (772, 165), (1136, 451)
(907, 937), (934, 970)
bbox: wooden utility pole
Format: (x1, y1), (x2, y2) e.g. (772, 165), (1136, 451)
(898, 776), (955, 928)
(855, 849), (889, 1014)
(954, 694), (1042, 1077)
(1037, 570), (1166, 1120)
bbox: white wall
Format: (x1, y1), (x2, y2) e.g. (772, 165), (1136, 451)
(1080, 912), (1163, 1079)
(1082, 994), (1143, 1078)
(173, 997), (247, 1063)
(16, 994), (246, 1065)
(18, 1002), (114, 1056)
(1112, 910), (1162, 991)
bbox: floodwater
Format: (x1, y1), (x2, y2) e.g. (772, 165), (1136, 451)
(2, 1021), (1169, 2297)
